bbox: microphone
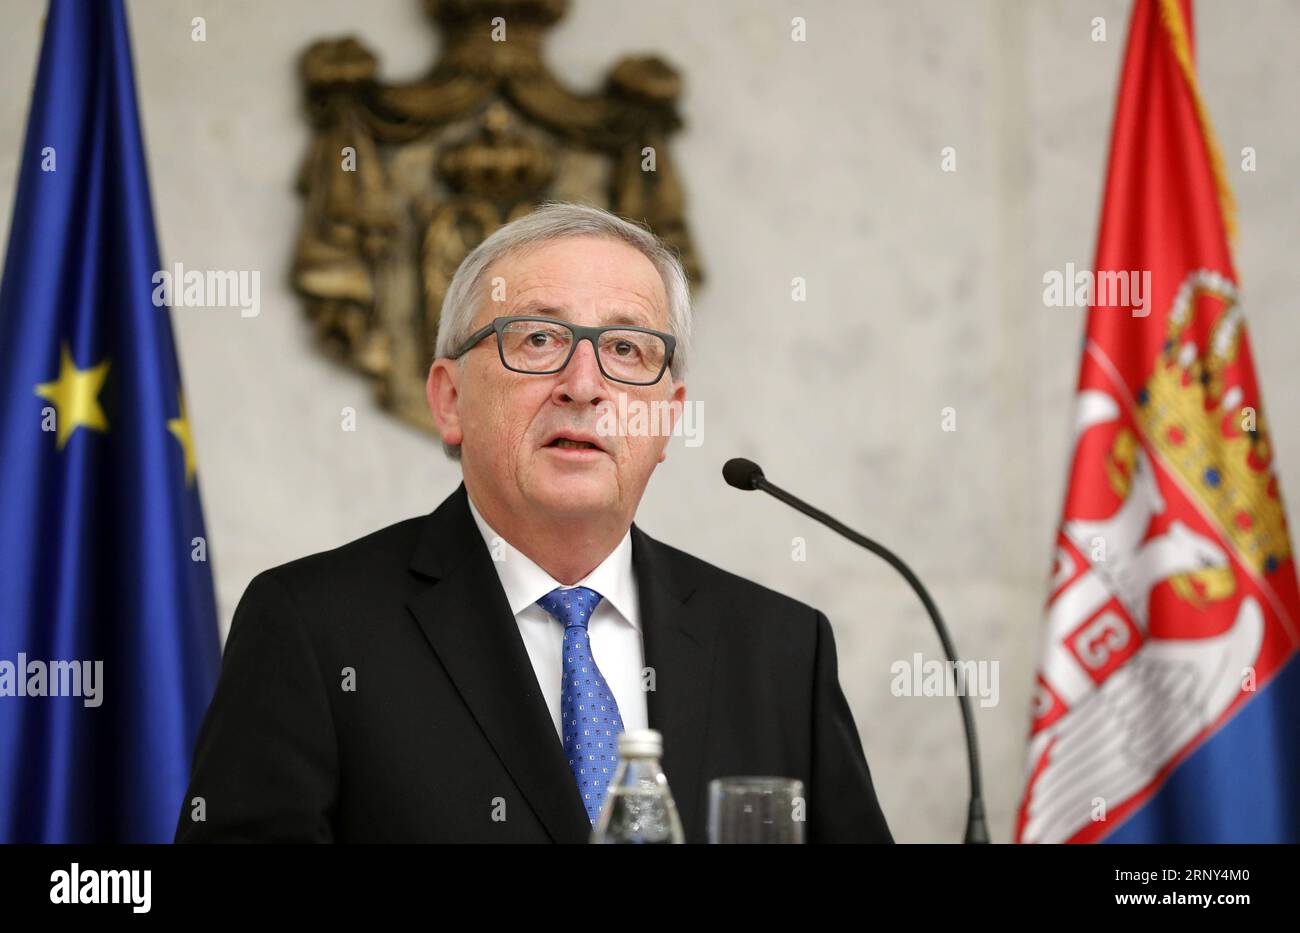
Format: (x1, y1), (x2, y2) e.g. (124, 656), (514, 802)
(723, 457), (990, 844)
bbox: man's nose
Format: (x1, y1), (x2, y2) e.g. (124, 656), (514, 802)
(552, 338), (608, 406)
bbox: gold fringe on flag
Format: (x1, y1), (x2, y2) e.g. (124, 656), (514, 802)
(1157, 0), (1239, 244)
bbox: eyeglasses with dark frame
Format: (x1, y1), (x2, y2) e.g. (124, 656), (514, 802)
(449, 315), (677, 386)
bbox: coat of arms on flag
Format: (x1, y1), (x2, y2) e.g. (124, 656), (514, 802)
(1017, 0), (1300, 844)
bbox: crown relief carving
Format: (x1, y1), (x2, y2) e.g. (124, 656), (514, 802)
(293, 0), (701, 434)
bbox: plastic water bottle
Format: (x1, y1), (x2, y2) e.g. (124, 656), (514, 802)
(590, 729), (686, 844)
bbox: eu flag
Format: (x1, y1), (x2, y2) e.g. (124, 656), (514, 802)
(0, 0), (221, 841)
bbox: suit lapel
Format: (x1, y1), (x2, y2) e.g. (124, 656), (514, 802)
(632, 525), (716, 841)
(405, 485), (717, 843)
(406, 485), (590, 843)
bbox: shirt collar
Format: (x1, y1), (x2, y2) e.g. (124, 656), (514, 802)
(466, 492), (639, 630)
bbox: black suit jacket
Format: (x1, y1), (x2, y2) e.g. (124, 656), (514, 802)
(175, 484), (892, 843)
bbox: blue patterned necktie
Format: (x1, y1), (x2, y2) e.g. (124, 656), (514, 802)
(536, 585), (625, 824)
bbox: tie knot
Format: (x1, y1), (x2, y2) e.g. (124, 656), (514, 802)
(536, 585), (603, 629)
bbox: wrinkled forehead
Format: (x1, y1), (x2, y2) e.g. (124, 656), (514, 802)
(472, 237), (670, 330)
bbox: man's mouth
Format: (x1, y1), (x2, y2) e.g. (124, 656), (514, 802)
(541, 431), (609, 456)
(548, 438), (600, 450)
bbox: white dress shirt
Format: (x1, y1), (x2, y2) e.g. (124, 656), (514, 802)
(466, 494), (648, 743)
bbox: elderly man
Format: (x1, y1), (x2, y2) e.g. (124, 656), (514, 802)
(176, 202), (892, 844)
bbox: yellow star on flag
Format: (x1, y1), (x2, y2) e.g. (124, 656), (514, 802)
(167, 391), (198, 486)
(34, 343), (110, 449)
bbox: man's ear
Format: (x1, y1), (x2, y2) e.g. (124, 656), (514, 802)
(427, 358), (464, 447)
(657, 379), (687, 464)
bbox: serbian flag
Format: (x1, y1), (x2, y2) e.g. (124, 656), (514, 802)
(1016, 0), (1300, 843)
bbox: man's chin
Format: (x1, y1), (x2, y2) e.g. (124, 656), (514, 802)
(526, 461), (618, 514)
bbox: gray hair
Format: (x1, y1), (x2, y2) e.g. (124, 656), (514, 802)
(432, 201), (693, 459)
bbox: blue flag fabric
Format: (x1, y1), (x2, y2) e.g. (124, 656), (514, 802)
(0, 0), (220, 842)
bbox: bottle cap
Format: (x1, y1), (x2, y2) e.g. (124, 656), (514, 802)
(617, 728), (663, 758)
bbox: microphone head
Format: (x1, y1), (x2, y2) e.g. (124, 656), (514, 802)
(722, 458), (765, 491)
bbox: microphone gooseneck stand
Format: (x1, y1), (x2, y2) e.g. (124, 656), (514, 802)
(723, 457), (989, 844)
